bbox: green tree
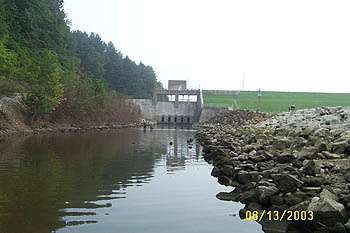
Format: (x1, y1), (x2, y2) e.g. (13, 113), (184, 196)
(0, 38), (18, 78)
(0, 0), (160, 119)
(103, 42), (125, 92)
(24, 50), (64, 116)
(0, 0), (8, 39)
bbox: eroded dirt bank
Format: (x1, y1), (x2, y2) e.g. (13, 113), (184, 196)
(197, 108), (350, 233)
(0, 96), (143, 141)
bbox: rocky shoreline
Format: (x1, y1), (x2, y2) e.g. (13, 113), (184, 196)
(0, 122), (146, 142)
(196, 108), (350, 233)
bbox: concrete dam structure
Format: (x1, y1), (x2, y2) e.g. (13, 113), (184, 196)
(133, 80), (203, 124)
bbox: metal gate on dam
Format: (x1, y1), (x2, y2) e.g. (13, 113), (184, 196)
(133, 80), (203, 124)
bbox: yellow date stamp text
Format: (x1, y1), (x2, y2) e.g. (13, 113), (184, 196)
(245, 210), (314, 222)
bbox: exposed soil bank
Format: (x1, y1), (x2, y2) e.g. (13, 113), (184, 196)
(196, 108), (350, 233)
(0, 96), (145, 141)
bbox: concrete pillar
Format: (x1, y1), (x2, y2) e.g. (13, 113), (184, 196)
(195, 91), (203, 122)
(175, 94), (179, 108)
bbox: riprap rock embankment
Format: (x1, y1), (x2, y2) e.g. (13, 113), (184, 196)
(197, 108), (350, 233)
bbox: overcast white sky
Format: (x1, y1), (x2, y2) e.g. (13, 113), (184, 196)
(64, 0), (350, 93)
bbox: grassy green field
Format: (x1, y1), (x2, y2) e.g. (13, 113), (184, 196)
(203, 90), (350, 113)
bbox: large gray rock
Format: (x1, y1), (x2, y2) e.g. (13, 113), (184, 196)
(237, 171), (261, 184)
(322, 151), (342, 159)
(257, 160), (275, 170)
(257, 185), (279, 204)
(218, 176), (232, 186)
(245, 202), (262, 211)
(284, 193), (305, 206)
(289, 200), (311, 211)
(270, 195), (284, 206)
(296, 146), (319, 160)
(216, 191), (240, 202)
(317, 141), (328, 152)
(302, 160), (320, 176)
(272, 137), (291, 150)
(274, 152), (294, 164)
(302, 176), (325, 187)
(211, 166), (222, 177)
(302, 187), (322, 196)
(293, 137), (308, 149)
(272, 174), (303, 193)
(239, 190), (259, 204)
(314, 128), (330, 137)
(249, 154), (267, 163)
(308, 193), (347, 225)
(320, 189), (337, 201)
(260, 220), (290, 233)
(298, 127), (314, 139)
(323, 115), (340, 125)
(331, 128), (344, 137)
(237, 163), (256, 171)
(258, 179), (275, 187)
(332, 140), (349, 154)
(221, 165), (234, 176)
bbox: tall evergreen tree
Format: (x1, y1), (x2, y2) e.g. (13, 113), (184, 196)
(0, 0), (161, 115)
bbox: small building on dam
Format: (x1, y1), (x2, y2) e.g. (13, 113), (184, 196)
(133, 80), (203, 124)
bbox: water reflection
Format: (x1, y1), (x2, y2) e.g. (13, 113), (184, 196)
(0, 129), (195, 232)
(0, 128), (261, 233)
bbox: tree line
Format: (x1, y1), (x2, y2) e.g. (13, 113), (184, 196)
(0, 0), (160, 121)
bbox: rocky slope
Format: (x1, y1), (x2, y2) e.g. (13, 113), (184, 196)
(0, 96), (31, 133)
(201, 109), (269, 126)
(196, 107), (350, 233)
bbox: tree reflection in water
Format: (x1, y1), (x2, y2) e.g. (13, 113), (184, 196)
(0, 128), (200, 233)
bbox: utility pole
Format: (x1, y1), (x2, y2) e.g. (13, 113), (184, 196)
(257, 88), (262, 112)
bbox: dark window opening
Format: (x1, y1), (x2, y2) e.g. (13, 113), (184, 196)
(187, 116), (190, 123)
(181, 116), (184, 123)
(168, 116), (171, 122)
(161, 115), (165, 122)
(174, 116), (177, 122)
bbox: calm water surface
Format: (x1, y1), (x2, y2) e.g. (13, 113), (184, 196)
(0, 128), (261, 233)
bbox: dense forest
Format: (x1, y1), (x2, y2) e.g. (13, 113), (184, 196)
(0, 0), (160, 123)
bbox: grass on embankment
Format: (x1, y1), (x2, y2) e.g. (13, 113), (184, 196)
(203, 90), (350, 113)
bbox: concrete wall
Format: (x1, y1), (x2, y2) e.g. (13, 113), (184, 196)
(133, 99), (200, 124)
(133, 98), (228, 124)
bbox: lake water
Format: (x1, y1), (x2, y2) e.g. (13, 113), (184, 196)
(0, 128), (261, 233)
